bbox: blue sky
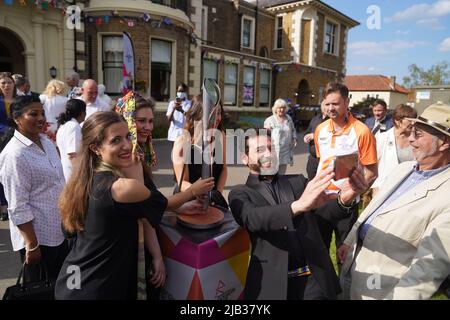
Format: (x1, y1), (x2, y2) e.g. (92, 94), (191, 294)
(322, 0), (450, 85)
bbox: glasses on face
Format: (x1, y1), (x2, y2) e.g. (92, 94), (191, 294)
(410, 126), (425, 139)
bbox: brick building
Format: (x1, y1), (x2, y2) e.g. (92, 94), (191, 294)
(81, 0), (359, 125)
(0, 0), (86, 92)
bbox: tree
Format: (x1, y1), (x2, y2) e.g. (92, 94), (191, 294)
(403, 61), (450, 87)
(350, 97), (380, 121)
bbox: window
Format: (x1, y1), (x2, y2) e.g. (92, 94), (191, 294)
(151, 39), (172, 102)
(241, 16), (255, 49)
(243, 66), (255, 106)
(324, 21), (337, 55)
(260, 69), (270, 107)
(275, 16), (283, 49)
(202, 59), (218, 83)
(224, 63), (238, 106)
(102, 36), (123, 95)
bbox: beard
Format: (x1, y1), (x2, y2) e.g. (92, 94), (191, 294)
(413, 137), (439, 162)
(248, 155), (280, 175)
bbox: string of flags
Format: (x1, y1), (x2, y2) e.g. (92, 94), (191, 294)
(3, 0), (197, 46)
(3, 0), (65, 11)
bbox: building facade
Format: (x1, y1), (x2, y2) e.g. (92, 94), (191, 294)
(1, 0), (359, 125)
(0, 0), (85, 92)
(344, 75), (410, 109)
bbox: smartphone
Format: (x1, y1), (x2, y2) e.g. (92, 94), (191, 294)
(175, 97), (182, 103)
(334, 153), (358, 180)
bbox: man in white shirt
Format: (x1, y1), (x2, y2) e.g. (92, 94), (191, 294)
(166, 83), (191, 148)
(79, 79), (110, 120)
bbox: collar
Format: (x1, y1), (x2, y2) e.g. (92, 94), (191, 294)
(327, 113), (355, 135)
(13, 129), (44, 147)
(413, 163), (450, 178)
(248, 173), (278, 183)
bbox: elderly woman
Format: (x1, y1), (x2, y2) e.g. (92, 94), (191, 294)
(0, 95), (68, 284)
(371, 103), (417, 196)
(40, 79), (68, 139)
(264, 98), (297, 174)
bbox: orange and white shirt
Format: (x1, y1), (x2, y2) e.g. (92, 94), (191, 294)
(314, 113), (377, 192)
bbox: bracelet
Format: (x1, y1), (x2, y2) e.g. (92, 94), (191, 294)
(27, 243), (40, 252)
(337, 192), (354, 210)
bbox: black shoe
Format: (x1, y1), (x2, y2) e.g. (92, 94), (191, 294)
(0, 212), (8, 221)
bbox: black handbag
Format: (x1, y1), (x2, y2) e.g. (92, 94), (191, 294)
(2, 263), (55, 300)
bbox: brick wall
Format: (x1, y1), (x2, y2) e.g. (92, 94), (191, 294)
(85, 18), (190, 97)
(314, 12), (345, 74)
(275, 64), (337, 104)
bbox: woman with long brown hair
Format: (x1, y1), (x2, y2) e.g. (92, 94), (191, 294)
(172, 93), (228, 208)
(55, 111), (213, 299)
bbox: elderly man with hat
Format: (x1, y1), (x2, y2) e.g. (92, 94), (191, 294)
(338, 102), (450, 300)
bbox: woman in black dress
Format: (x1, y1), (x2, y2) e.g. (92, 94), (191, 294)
(172, 94), (228, 208)
(55, 111), (214, 299)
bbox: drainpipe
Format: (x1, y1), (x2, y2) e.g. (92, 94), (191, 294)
(73, 0), (78, 72)
(254, 0), (258, 56)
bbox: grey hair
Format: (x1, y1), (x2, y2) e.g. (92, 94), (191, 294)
(65, 71), (80, 82)
(272, 98), (288, 115)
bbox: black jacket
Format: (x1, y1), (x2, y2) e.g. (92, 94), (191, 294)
(229, 174), (352, 300)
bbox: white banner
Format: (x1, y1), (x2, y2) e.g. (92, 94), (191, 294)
(122, 32), (135, 93)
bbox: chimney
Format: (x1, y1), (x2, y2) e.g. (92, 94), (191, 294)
(389, 76), (396, 90)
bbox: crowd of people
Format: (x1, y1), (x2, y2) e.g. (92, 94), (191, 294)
(0, 71), (449, 300)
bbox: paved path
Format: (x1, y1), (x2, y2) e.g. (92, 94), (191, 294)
(0, 131), (309, 297)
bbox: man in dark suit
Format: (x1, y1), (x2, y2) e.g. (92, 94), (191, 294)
(364, 99), (394, 135)
(228, 132), (367, 300)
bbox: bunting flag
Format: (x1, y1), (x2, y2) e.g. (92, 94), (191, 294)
(142, 12), (151, 22)
(4, 0), (14, 5)
(122, 32), (135, 94)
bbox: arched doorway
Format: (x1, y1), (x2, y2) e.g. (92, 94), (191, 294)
(296, 79), (311, 105)
(0, 27), (25, 74)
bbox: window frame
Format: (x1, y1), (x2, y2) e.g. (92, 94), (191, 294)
(150, 37), (175, 102)
(202, 58), (219, 83)
(259, 68), (271, 107)
(323, 18), (340, 56)
(243, 65), (255, 107)
(241, 15), (256, 50)
(100, 34), (123, 95)
(224, 63), (238, 106)
(275, 15), (284, 49)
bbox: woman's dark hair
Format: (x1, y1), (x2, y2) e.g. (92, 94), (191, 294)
(0, 95), (41, 152)
(57, 99), (87, 127)
(184, 94), (224, 140)
(60, 111), (126, 233)
(393, 103), (417, 125)
(134, 93), (155, 111)
(0, 72), (17, 98)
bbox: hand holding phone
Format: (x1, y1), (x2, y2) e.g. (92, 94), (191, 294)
(334, 153), (358, 180)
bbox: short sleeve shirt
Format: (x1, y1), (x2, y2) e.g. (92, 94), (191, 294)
(314, 113), (377, 191)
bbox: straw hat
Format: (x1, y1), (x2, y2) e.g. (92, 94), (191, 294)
(406, 101), (450, 137)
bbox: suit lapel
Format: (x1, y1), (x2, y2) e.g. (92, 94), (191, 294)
(377, 166), (450, 217)
(358, 162), (415, 224)
(245, 175), (277, 206)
